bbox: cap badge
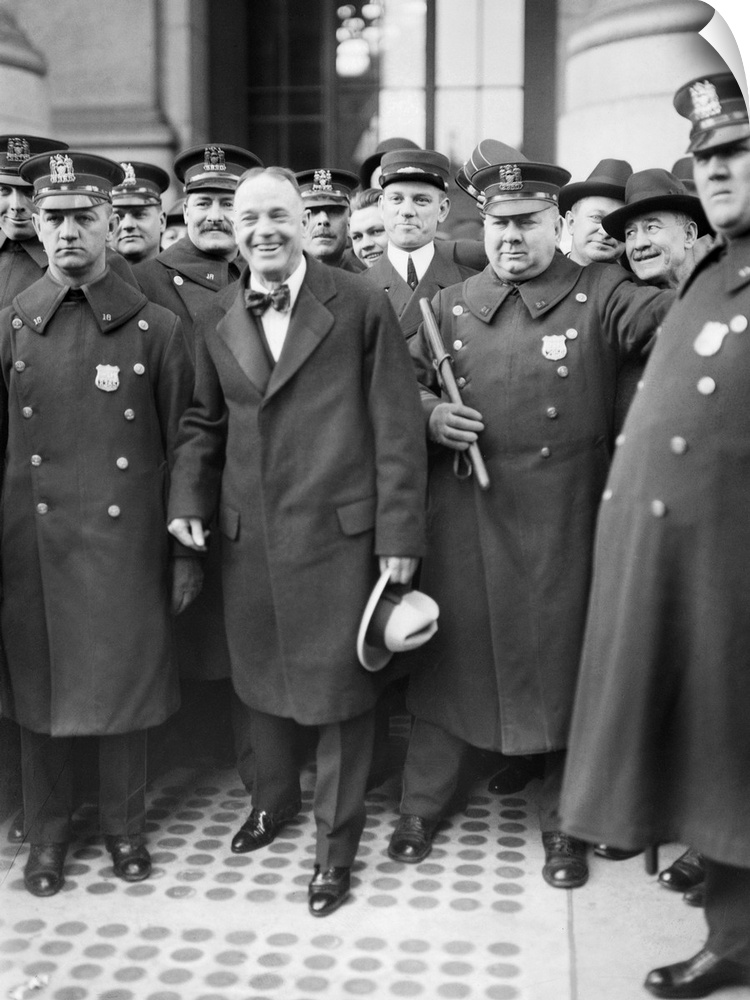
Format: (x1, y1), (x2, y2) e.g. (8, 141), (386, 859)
(6, 137), (31, 162)
(121, 162), (137, 186)
(313, 169), (333, 191)
(497, 164), (523, 191)
(49, 153), (75, 184)
(203, 145), (226, 171)
(690, 80), (723, 121)
(95, 364), (120, 392)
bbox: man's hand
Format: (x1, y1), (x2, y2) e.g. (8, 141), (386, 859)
(428, 402), (484, 451)
(168, 517), (208, 551)
(379, 556), (419, 586)
(170, 557), (204, 615)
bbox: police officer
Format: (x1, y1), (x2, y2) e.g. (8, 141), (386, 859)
(361, 149), (485, 341)
(562, 72), (750, 998)
(134, 143), (262, 359)
(0, 151), (196, 897)
(0, 135), (68, 307)
(390, 141), (672, 891)
(113, 161), (170, 264)
(296, 168), (363, 271)
(560, 158), (632, 267)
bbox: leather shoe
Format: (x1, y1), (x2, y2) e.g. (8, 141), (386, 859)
(684, 883), (705, 908)
(488, 755), (543, 794)
(24, 842), (67, 896)
(7, 807), (24, 844)
(231, 804), (299, 854)
(542, 831), (589, 888)
(645, 947), (750, 998)
(659, 848), (705, 893)
(593, 844), (643, 861)
(106, 836), (152, 882)
(308, 865), (350, 916)
(388, 814), (435, 864)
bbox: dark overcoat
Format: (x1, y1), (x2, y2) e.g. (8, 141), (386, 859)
(0, 233), (47, 308)
(0, 267), (193, 736)
(562, 234), (750, 868)
(168, 254), (427, 726)
(406, 255), (670, 754)
(135, 235), (241, 679)
(361, 239), (485, 341)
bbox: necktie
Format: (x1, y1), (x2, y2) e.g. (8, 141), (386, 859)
(245, 284), (291, 316)
(406, 255), (418, 291)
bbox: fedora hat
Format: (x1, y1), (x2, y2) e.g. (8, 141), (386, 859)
(357, 569), (439, 672)
(602, 168), (711, 242)
(558, 158), (633, 216)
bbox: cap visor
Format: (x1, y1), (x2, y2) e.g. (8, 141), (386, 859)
(688, 122), (750, 153)
(35, 193), (109, 209)
(484, 198), (556, 217)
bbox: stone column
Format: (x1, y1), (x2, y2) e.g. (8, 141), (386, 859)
(0, 2), (49, 133)
(558, 0), (729, 176)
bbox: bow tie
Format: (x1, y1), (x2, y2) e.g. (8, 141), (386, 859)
(245, 284), (291, 316)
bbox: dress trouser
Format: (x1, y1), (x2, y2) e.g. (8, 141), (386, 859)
(19, 726), (147, 843)
(400, 717), (565, 831)
(233, 700), (375, 868)
(704, 858), (750, 965)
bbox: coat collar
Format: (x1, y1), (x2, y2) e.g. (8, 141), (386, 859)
(217, 253), (336, 400)
(13, 266), (148, 334)
(156, 235), (240, 290)
(0, 231), (48, 267)
(463, 252), (583, 323)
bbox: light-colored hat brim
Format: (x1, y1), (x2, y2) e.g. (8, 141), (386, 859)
(357, 569), (393, 672)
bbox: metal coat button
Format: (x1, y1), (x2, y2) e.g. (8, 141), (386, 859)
(739, 267), (750, 279)
(602, 488), (613, 500)
(565, 328), (578, 340)
(730, 314), (748, 333)
(14, 360), (25, 372)
(22, 407), (33, 418)
(456, 376), (467, 389)
(138, 319), (149, 331)
(670, 436), (688, 455)
(540, 446), (551, 458)
(650, 499), (667, 517)
(576, 292), (587, 302)
(116, 457), (129, 470)
(615, 433), (626, 446)
(36, 502), (48, 515)
(452, 305), (463, 316)
(133, 363), (145, 375)
(30, 454), (42, 466)
(557, 365), (569, 378)
(546, 406), (558, 419)
(11, 317), (22, 329)
(124, 409), (135, 421)
(697, 376), (716, 395)
(637, 380), (645, 390)
(173, 275), (184, 286)
(108, 505), (121, 518)
(453, 340), (463, 350)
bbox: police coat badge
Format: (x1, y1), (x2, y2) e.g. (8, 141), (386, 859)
(95, 365), (120, 391)
(542, 335), (568, 361)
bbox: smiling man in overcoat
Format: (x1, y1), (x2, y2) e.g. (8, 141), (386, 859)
(389, 141), (673, 890)
(168, 165), (426, 917)
(561, 72), (750, 999)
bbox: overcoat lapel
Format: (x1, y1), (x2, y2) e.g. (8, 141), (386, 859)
(264, 261), (336, 402)
(398, 243), (465, 331)
(216, 286), (272, 395)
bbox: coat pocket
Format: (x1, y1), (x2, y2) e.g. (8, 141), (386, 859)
(218, 504), (240, 540)
(336, 495), (376, 536)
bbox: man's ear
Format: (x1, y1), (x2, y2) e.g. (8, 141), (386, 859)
(437, 196), (451, 223)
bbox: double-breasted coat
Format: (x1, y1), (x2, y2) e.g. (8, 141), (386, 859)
(0, 233), (47, 308)
(361, 239), (485, 341)
(561, 234), (750, 868)
(406, 254), (671, 755)
(0, 267), (193, 737)
(135, 235), (242, 680)
(168, 254), (427, 726)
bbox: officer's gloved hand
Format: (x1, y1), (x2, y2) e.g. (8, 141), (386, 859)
(170, 557), (204, 615)
(428, 402), (485, 451)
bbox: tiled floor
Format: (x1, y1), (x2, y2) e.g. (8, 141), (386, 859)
(0, 727), (746, 1000)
